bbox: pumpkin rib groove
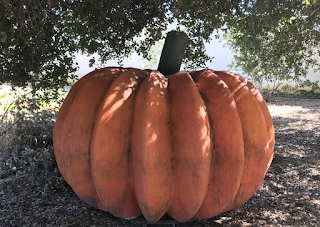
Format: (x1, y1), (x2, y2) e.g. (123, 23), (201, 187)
(53, 68), (118, 184)
(59, 69), (120, 209)
(167, 72), (211, 222)
(244, 80), (275, 175)
(214, 71), (269, 211)
(131, 71), (172, 222)
(90, 68), (147, 219)
(228, 72), (274, 174)
(191, 70), (244, 219)
(121, 69), (148, 219)
(230, 91), (268, 209)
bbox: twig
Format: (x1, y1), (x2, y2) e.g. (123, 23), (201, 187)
(0, 114), (24, 136)
(266, 78), (280, 102)
(0, 99), (15, 125)
(0, 174), (27, 184)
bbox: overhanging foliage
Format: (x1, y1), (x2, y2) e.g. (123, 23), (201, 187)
(1, 0), (319, 97)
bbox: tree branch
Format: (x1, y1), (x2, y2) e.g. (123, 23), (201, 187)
(0, 100), (15, 125)
(0, 114), (24, 136)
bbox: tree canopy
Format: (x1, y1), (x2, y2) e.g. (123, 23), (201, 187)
(224, 0), (320, 88)
(1, 0), (319, 95)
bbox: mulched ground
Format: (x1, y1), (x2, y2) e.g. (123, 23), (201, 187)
(1, 96), (319, 227)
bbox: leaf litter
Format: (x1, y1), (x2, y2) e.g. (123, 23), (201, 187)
(1, 97), (319, 226)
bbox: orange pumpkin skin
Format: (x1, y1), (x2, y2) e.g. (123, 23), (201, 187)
(53, 68), (274, 223)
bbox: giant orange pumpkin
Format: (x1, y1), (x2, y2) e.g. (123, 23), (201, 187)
(53, 67), (274, 223)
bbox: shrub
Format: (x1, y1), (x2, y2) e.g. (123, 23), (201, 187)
(0, 90), (69, 195)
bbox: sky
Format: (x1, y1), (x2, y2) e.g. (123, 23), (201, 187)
(74, 34), (319, 83)
(74, 35), (235, 78)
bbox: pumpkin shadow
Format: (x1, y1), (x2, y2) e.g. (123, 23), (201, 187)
(131, 214), (222, 226)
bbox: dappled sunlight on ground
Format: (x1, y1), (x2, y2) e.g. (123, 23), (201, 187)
(1, 96), (320, 226)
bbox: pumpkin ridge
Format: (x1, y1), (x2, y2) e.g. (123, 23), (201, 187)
(215, 71), (270, 211)
(59, 69), (119, 209)
(131, 70), (172, 222)
(167, 71), (211, 222)
(53, 70), (95, 183)
(90, 68), (146, 218)
(191, 70), (244, 219)
(54, 68), (122, 184)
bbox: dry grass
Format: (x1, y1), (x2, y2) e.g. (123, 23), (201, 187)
(1, 95), (320, 226)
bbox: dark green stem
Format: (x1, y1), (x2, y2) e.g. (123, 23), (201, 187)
(157, 31), (189, 76)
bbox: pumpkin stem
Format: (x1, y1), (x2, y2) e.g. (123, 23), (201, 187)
(157, 31), (189, 76)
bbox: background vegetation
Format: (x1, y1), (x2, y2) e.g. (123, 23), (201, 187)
(1, 1), (320, 225)
(1, 0), (319, 98)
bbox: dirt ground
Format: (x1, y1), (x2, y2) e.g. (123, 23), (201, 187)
(1, 96), (320, 227)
